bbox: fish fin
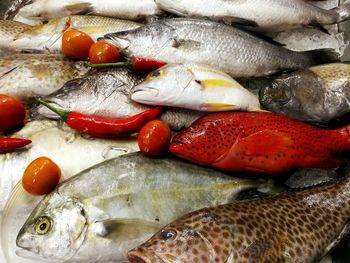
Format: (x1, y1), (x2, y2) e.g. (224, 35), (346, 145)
(234, 130), (294, 157)
(254, 108), (270, 113)
(64, 3), (93, 15)
(205, 102), (237, 112)
(305, 48), (340, 64)
(92, 219), (161, 240)
(220, 16), (258, 27)
(332, 0), (350, 23)
(172, 39), (201, 51)
(307, 21), (330, 35)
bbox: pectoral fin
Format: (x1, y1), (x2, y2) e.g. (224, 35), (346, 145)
(92, 218), (162, 241)
(220, 16), (258, 27)
(172, 39), (201, 51)
(64, 3), (93, 15)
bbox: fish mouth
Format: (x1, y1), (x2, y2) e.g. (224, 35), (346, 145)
(127, 249), (165, 263)
(131, 86), (160, 104)
(100, 33), (131, 50)
(33, 99), (66, 119)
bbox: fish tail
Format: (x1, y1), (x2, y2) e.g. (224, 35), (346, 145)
(304, 48), (340, 66)
(332, 0), (350, 23)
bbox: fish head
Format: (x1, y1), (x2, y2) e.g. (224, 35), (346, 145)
(11, 18), (66, 51)
(128, 211), (221, 263)
(170, 114), (229, 165)
(259, 78), (292, 108)
(16, 192), (87, 260)
(131, 64), (201, 106)
(102, 21), (176, 57)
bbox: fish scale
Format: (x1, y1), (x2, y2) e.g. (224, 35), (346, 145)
(128, 172), (350, 263)
(170, 112), (350, 174)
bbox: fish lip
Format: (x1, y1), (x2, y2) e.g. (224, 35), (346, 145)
(99, 34), (131, 50)
(127, 249), (165, 263)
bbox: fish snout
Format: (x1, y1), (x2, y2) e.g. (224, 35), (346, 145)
(128, 247), (164, 263)
(16, 229), (32, 250)
(99, 33), (131, 50)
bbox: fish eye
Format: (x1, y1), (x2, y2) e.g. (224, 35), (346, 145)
(150, 70), (161, 77)
(35, 217), (51, 235)
(160, 229), (177, 241)
(146, 70), (168, 80)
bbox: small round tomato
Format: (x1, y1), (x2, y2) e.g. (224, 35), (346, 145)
(138, 120), (171, 157)
(62, 29), (94, 60)
(0, 94), (25, 133)
(89, 42), (120, 64)
(22, 157), (61, 195)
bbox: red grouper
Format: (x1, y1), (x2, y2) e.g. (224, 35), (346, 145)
(169, 112), (350, 174)
(128, 171), (350, 263)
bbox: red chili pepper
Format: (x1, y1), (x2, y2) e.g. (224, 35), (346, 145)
(0, 138), (32, 153)
(36, 99), (163, 138)
(87, 57), (167, 74)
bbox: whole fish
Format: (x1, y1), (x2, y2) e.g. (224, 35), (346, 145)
(102, 18), (338, 78)
(155, 0), (350, 32)
(32, 68), (204, 130)
(0, 53), (89, 100)
(18, 0), (163, 21)
(128, 171), (350, 263)
(0, 20), (32, 49)
(11, 15), (141, 52)
(259, 63), (350, 123)
(170, 111), (350, 174)
(132, 64), (262, 112)
(15, 153), (271, 262)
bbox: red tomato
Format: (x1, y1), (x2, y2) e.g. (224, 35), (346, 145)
(89, 42), (120, 64)
(138, 120), (171, 157)
(62, 29), (94, 60)
(22, 157), (61, 195)
(0, 94), (25, 133)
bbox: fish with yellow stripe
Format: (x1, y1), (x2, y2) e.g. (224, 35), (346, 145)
(131, 64), (262, 112)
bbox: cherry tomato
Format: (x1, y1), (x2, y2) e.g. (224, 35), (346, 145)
(89, 42), (120, 64)
(138, 120), (171, 157)
(0, 94), (25, 133)
(62, 29), (94, 60)
(22, 157), (61, 195)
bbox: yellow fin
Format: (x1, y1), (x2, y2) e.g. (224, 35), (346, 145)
(254, 108), (270, 113)
(206, 102), (237, 112)
(200, 79), (237, 89)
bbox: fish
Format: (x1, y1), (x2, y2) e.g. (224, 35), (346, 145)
(32, 68), (205, 130)
(259, 63), (350, 123)
(15, 152), (273, 262)
(102, 18), (339, 78)
(11, 15), (141, 52)
(131, 63), (262, 112)
(128, 170), (350, 263)
(0, 53), (89, 100)
(18, 0), (164, 21)
(0, 20), (32, 49)
(169, 111), (350, 174)
(154, 0), (350, 32)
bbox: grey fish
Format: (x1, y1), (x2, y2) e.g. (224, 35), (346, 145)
(16, 152), (272, 262)
(128, 171), (350, 263)
(102, 18), (338, 78)
(32, 68), (204, 130)
(155, 0), (350, 32)
(259, 63), (350, 123)
(0, 53), (89, 100)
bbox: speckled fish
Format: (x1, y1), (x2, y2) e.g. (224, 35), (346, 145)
(170, 111), (350, 174)
(0, 20), (32, 49)
(0, 53), (88, 100)
(128, 171), (350, 263)
(15, 152), (272, 262)
(18, 0), (163, 21)
(32, 68), (204, 130)
(259, 63), (350, 123)
(155, 0), (350, 32)
(102, 18), (338, 78)
(132, 64), (262, 112)
(11, 15), (141, 52)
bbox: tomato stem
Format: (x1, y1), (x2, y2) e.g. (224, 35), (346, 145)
(87, 61), (133, 70)
(35, 98), (70, 121)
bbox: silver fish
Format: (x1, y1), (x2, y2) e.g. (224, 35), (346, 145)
(18, 0), (163, 21)
(259, 63), (350, 123)
(0, 53), (89, 100)
(16, 152), (272, 262)
(102, 18), (338, 78)
(33, 68), (204, 130)
(128, 171), (350, 263)
(155, 0), (350, 32)
(11, 15), (141, 52)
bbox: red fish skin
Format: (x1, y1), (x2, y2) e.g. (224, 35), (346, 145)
(169, 112), (350, 174)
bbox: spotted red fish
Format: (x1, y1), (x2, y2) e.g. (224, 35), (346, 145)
(169, 112), (350, 174)
(128, 171), (350, 263)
